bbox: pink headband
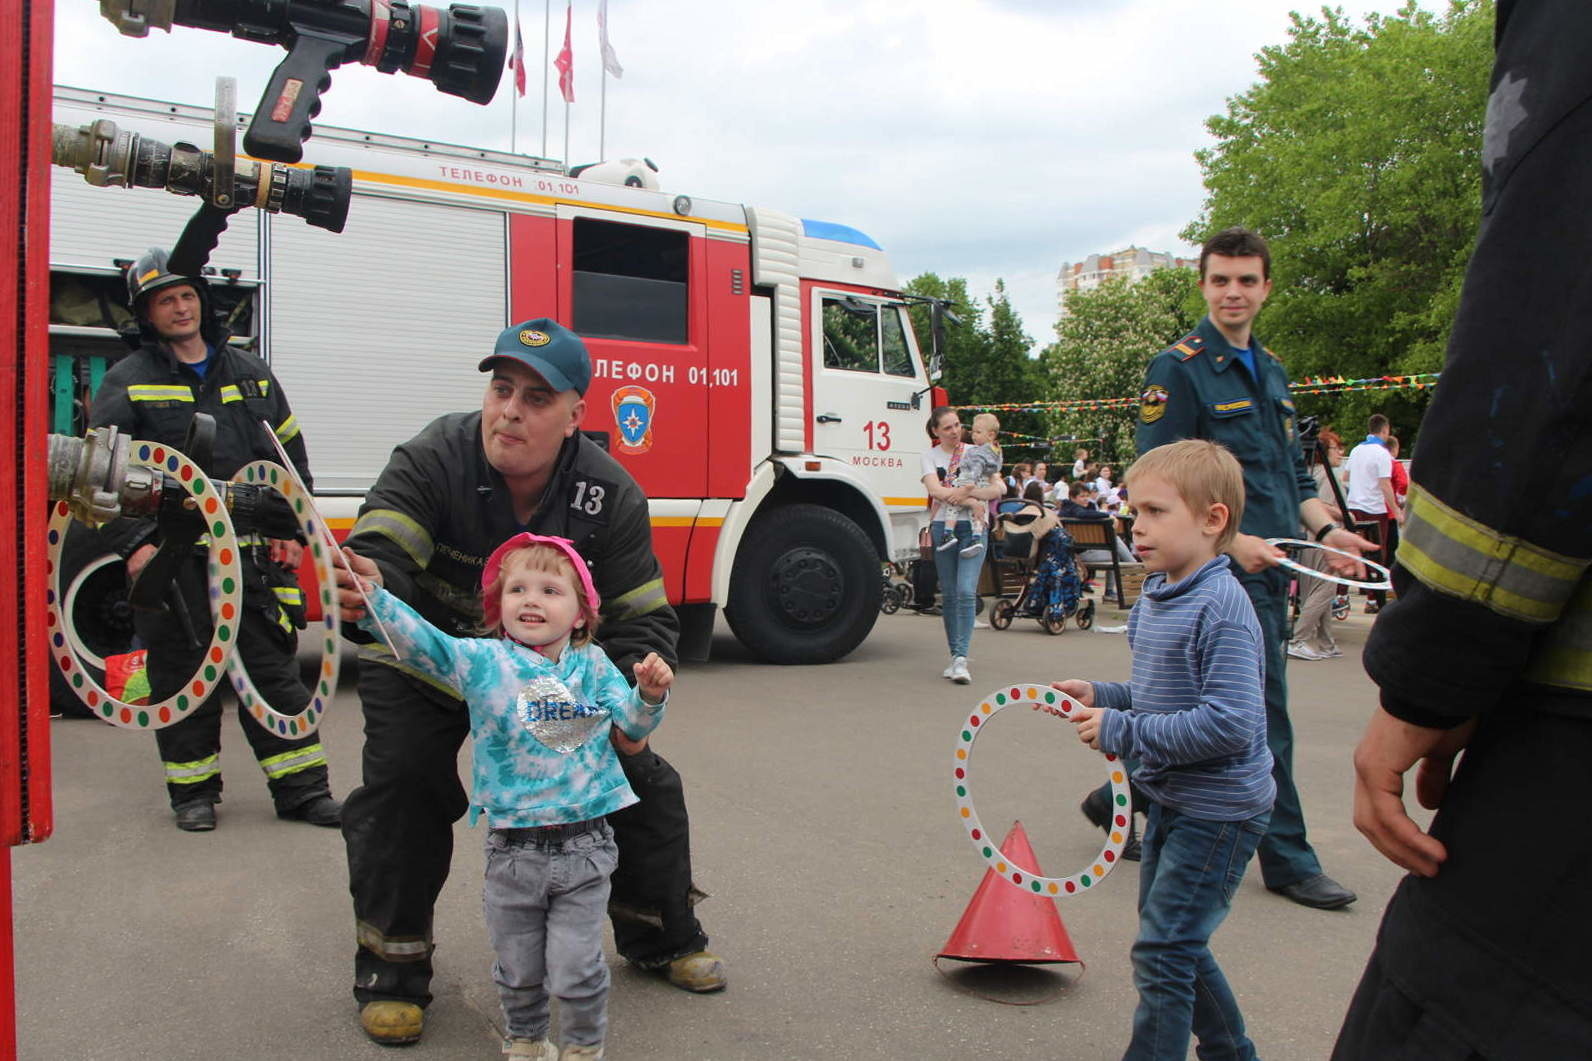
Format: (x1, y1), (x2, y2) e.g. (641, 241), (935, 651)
(481, 533), (601, 613)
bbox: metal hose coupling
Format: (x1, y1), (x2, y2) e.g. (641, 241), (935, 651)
(46, 429), (162, 527)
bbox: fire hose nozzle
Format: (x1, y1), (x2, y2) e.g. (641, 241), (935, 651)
(47, 430), (162, 527)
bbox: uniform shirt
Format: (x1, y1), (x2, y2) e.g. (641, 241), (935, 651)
(89, 336), (311, 557)
(1092, 555), (1275, 821)
(1136, 316), (1314, 539)
(360, 586), (665, 827)
(1345, 437), (1394, 513)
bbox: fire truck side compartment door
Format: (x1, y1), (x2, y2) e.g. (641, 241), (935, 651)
(553, 206), (709, 502)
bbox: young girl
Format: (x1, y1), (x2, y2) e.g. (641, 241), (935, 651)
(355, 533), (672, 1061)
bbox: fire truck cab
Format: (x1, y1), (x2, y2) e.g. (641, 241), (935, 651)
(48, 86), (944, 667)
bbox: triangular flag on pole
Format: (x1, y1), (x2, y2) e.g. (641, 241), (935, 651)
(598, 0), (623, 78)
(554, 1), (575, 103)
(509, 17), (527, 97)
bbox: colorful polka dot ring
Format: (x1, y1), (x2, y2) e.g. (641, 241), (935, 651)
(224, 461), (340, 739)
(953, 685), (1131, 896)
(45, 443), (243, 730)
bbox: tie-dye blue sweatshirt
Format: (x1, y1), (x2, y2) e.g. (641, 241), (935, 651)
(1092, 555), (1275, 821)
(359, 586), (665, 827)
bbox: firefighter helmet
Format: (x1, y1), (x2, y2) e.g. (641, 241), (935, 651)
(125, 248), (204, 314)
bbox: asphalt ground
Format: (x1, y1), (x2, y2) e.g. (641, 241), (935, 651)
(15, 598), (1415, 1060)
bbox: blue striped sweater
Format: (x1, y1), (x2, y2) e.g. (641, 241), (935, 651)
(1094, 555), (1275, 821)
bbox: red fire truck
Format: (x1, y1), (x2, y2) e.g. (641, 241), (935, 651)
(48, 86), (948, 668)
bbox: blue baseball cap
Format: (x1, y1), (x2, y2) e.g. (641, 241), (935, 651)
(479, 318), (592, 395)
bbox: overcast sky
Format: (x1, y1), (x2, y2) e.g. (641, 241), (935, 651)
(55, 0), (1412, 351)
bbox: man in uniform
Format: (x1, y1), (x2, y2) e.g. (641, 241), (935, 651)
(335, 319), (724, 1046)
(90, 249), (340, 832)
(1126, 227), (1373, 910)
(1335, 2), (1592, 1053)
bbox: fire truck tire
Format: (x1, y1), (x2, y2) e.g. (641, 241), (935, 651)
(725, 504), (883, 664)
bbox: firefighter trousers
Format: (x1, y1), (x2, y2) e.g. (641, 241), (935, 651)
(137, 551), (331, 812)
(344, 662), (709, 1007)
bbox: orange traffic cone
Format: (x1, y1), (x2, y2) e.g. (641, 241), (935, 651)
(937, 820), (1081, 966)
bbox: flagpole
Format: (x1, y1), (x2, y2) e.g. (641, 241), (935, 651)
(511, 0), (520, 154)
(564, 99), (570, 167)
(600, 68), (606, 160)
(540, 0), (550, 158)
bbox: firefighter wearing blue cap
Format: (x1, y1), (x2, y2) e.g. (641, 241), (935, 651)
(335, 318), (725, 1046)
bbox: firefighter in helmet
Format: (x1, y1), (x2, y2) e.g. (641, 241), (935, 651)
(88, 248), (340, 832)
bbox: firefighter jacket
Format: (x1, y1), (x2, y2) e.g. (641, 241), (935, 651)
(1362, 0), (1591, 726)
(344, 412), (679, 691)
(1135, 316), (1314, 540)
(88, 336), (312, 559)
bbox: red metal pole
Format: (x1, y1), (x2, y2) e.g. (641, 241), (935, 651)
(1, 1), (57, 1055)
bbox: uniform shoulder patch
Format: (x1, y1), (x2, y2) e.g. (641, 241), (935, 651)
(1171, 334), (1204, 360)
(1140, 384), (1170, 424)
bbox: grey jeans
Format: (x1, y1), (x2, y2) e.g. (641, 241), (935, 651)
(483, 820), (618, 1046)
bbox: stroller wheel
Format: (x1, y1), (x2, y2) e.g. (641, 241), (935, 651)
(880, 585), (901, 615)
(1331, 594), (1351, 621)
(990, 599), (1015, 630)
(1042, 613), (1068, 636)
(1076, 599), (1095, 630)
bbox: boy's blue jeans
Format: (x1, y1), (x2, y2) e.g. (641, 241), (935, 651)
(1126, 802), (1270, 1061)
(931, 520), (982, 658)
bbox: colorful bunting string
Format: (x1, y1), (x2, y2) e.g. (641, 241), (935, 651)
(957, 373), (1440, 414)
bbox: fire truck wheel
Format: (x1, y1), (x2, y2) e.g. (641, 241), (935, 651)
(725, 504), (882, 664)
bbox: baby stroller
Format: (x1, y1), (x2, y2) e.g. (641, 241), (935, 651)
(988, 504), (1095, 635)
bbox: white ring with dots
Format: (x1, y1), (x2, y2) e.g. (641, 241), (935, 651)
(223, 461), (341, 739)
(45, 442), (243, 730)
(954, 684), (1132, 898)
(1264, 538), (1393, 592)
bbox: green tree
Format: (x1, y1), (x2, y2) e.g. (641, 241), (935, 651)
(1040, 268), (1202, 466)
(904, 274), (1045, 466)
(1187, 0), (1494, 444)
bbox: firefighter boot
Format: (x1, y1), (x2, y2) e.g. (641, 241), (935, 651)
(666, 950), (727, 993)
(360, 1000), (424, 1045)
(174, 799), (217, 832)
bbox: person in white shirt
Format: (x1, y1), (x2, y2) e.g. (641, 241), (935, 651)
(1094, 465), (1115, 498)
(1343, 413), (1401, 610)
(1072, 447), (1089, 481)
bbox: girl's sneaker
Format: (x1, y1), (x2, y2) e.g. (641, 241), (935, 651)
(560, 1045), (605, 1060)
(950, 656), (971, 684)
(959, 537), (986, 558)
(504, 1039), (558, 1061)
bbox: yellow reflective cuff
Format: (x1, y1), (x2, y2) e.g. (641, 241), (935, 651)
(1398, 485), (1588, 624)
(274, 414), (301, 444)
(1525, 573), (1592, 692)
(128, 384), (194, 402)
(609, 578), (668, 620)
(352, 509), (435, 569)
(258, 744), (327, 779)
(219, 385), (244, 403)
(164, 755), (221, 784)
(272, 587), (304, 605)
(357, 921), (432, 961)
